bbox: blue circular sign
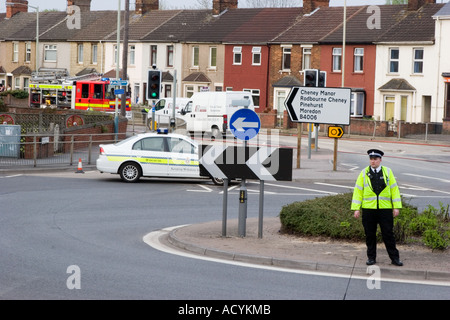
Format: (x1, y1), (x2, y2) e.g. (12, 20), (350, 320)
(229, 109), (261, 141)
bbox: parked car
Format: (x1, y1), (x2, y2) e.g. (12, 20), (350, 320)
(96, 130), (223, 184)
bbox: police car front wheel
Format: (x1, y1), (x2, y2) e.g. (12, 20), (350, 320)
(120, 162), (142, 183)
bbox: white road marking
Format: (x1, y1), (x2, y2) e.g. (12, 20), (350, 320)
(143, 227), (450, 287)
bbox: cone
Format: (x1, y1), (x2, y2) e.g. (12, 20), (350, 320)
(76, 158), (85, 174)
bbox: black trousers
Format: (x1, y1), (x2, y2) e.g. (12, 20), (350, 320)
(362, 209), (400, 261)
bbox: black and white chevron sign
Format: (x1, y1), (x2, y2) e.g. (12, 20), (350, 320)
(199, 145), (292, 181)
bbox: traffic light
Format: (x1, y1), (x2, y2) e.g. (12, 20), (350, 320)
(318, 71), (327, 87)
(148, 70), (162, 100)
(304, 69), (318, 87)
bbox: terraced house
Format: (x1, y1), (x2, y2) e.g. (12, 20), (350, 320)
(0, 0), (449, 133)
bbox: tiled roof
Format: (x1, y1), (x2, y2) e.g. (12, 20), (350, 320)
(221, 8), (303, 44)
(184, 8), (263, 43)
(273, 6), (360, 44)
(320, 5), (409, 44)
(379, 78), (416, 91)
(141, 10), (214, 42)
(182, 72), (211, 82)
(375, 3), (444, 43)
(11, 65), (32, 75)
(44, 11), (121, 41)
(433, 1), (450, 18)
(127, 10), (183, 41)
(273, 76), (303, 87)
(0, 66), (6, 74)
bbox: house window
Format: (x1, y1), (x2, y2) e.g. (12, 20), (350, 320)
(26, 42), (32, 63)
(282, 47), (291, 70)
(354, 48), (364, 73)
(186, 85), (194, 98)
(210, 47), (217, 68)
(233, 46), (242, 65)
(302, 47), (311, 70)
(389, 48), (399, 73)
(243, 89), (260, 108)
(252, 47), (261, 65)
(92, 44), (98, 64)
(13, 42), (19, 62)
(150, 45), (157, 66)
(24, 77), (30, 89)
(445, 83), (450, 120)
(192, 46), (199, 67)
(167, 45), (174, 67)
(350, 92), (365, 117)
(78, 44), (83, 64)
(44, 44), (57, 62)
(413, 48), (423, 74)
(129, 45), (135, 65)
(384, 95), (395, 121)
(15, 77), (20, 89)
(332, 48), (342, 72)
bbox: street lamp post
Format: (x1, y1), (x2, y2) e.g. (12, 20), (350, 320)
(6, 2), (39, 73)
(114, 0), (121, 140)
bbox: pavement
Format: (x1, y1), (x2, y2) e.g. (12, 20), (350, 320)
(159, 134), (450, 284)
(2, 129), (450, 284)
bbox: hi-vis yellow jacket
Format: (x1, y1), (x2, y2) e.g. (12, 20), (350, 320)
(351, 166), (402, 211)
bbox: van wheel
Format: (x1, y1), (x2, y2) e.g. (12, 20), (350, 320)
(120, 162), (142, 183)
(211, 127), (220, 140)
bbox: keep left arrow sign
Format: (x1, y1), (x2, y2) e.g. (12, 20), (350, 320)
(232, 117), (260, 132)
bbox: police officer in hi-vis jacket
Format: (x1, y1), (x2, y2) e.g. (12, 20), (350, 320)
(352, 149), (403, 267)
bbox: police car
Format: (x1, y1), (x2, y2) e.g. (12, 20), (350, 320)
(96, 129), (223, 184)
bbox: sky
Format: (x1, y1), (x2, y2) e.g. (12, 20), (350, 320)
(0, 0), (448, 12)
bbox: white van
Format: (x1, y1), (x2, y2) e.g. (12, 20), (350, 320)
(179, 91), (255, 138)
(147, 97), (191, 128)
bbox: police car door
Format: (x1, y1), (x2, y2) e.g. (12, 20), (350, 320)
(132, 136), (169, 176)
(167, 137), (199, 178)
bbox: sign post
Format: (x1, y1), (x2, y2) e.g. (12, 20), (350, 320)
(285, 86), (351, 170)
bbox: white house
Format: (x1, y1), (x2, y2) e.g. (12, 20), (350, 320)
(433, 2), (450, 124)
(373, 4), (445, 125)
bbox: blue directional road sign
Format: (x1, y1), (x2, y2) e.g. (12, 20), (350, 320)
(230, 109), (261, 141)
(110, 79), (129, 86)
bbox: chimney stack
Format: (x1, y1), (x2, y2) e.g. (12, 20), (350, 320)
(6, 0), (28, 19)
(213, 0), (238, 15)
(67, 0), (92, 12)
(408, 0), (435, 11)
(303, 0), (330, 15)
(136, 0), (159, 15)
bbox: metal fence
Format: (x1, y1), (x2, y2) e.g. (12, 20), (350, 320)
(0, 132), (116, 169)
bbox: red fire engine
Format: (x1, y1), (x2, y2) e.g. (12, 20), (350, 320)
(29, 74), (131, 116)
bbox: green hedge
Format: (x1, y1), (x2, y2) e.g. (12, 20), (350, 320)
(279, 192), (450, 250)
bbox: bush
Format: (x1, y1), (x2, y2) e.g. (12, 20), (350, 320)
(0, 89), (29, 99)
(279, 192), (449, 250)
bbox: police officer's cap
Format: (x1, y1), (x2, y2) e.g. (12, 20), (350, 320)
(367, 149), (384, 158)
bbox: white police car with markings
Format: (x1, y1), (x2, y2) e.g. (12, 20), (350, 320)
(96, 129), (223, 184)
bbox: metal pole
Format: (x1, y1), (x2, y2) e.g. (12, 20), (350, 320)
(258, 180), (264, 239)
(35, 6), (39, 73)
(342, 0), (347, 88)
(172, 70), (177, 132)
(114, 0), (121, 140)
(222, 178), (228, 237)
(238, 178), (247, 238)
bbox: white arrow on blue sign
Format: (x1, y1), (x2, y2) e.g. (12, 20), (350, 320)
(230, 108), (261, 141)
(110, 79), (129, 86)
